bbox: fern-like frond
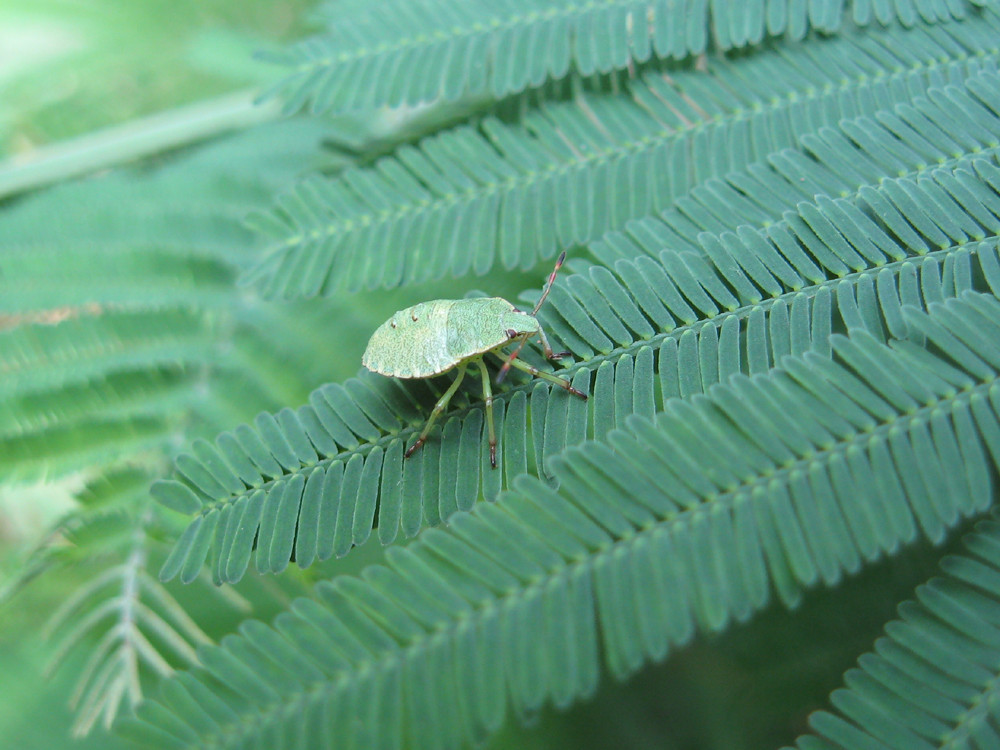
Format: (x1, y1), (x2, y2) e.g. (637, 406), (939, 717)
(0, 367), (194, 443)
(157, 66), (1000, 582)
(262, 0), (985, 116)
(591, 102), (1000, 270)
(0, 309), (217, 398)
(0, 244), (239, 313)
(0, 309), (216, 480)
(32, 470), (213, 736)
(124, 291), (1000, 749)
(243, 9), (1000, 297)
(0, 118), (339, 312)
(786, 516), (1000, 749)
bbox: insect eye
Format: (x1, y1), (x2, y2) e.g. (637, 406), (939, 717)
(507, 329), (518, 339)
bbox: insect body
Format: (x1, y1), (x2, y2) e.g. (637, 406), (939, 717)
(362, 252), (586, 468)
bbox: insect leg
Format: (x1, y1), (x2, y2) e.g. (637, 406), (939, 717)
(495, 355), (588, 400)
(495, 334), (530, 384)
(406, 363), (467, 459)
(535, 326), (571, 360)
(478, 359), (497, 469)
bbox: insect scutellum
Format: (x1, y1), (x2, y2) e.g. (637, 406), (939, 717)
(362, 251), (586, 469)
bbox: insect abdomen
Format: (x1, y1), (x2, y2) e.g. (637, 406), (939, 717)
(362, 300), (457, 377)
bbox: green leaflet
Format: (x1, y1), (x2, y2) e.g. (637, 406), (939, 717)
(126, 291), (1000, 750)
(157, 68), (1000, 582)
(244, 9), (1000, 297)
(260, 0), (980, 116)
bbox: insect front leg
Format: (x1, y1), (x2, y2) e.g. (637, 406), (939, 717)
(496, 355), (588, 400)
(406, 363), (467, 459)
(495, 333), (529, 384)
(477, 359), (497, 469)
(536, 326), (571, 360)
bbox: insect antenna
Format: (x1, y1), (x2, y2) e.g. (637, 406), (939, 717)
(498, 253), (567, 384)
(531, 251), (566, 315)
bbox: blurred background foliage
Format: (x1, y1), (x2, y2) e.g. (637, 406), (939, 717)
(0, 0), (311, 153)
(0, 2), (309, 744)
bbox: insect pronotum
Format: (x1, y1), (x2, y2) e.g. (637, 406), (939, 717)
(362, 252), (587, 468)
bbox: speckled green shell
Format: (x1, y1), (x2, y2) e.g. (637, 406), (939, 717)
(362, 297), (540, 378)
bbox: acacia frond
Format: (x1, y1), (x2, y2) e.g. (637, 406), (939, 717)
(157, 68), (1000, 582)
(36, 470), (212, 736)
(261, 0), (985, 116)
(125, 291), (1000, 749)
(244, 9), (1000, 297)
(789, 517), (1000, 749)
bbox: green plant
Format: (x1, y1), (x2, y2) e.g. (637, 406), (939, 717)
(5, 1), (1000, 748)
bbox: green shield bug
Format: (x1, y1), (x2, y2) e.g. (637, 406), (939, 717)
(362, 252), (587, 468)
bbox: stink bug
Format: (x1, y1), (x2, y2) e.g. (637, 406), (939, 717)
(362, 252), (587, 468)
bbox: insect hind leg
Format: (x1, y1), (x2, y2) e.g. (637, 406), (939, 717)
(493, 354), (587, 400)
(406, 363), (468, 459)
